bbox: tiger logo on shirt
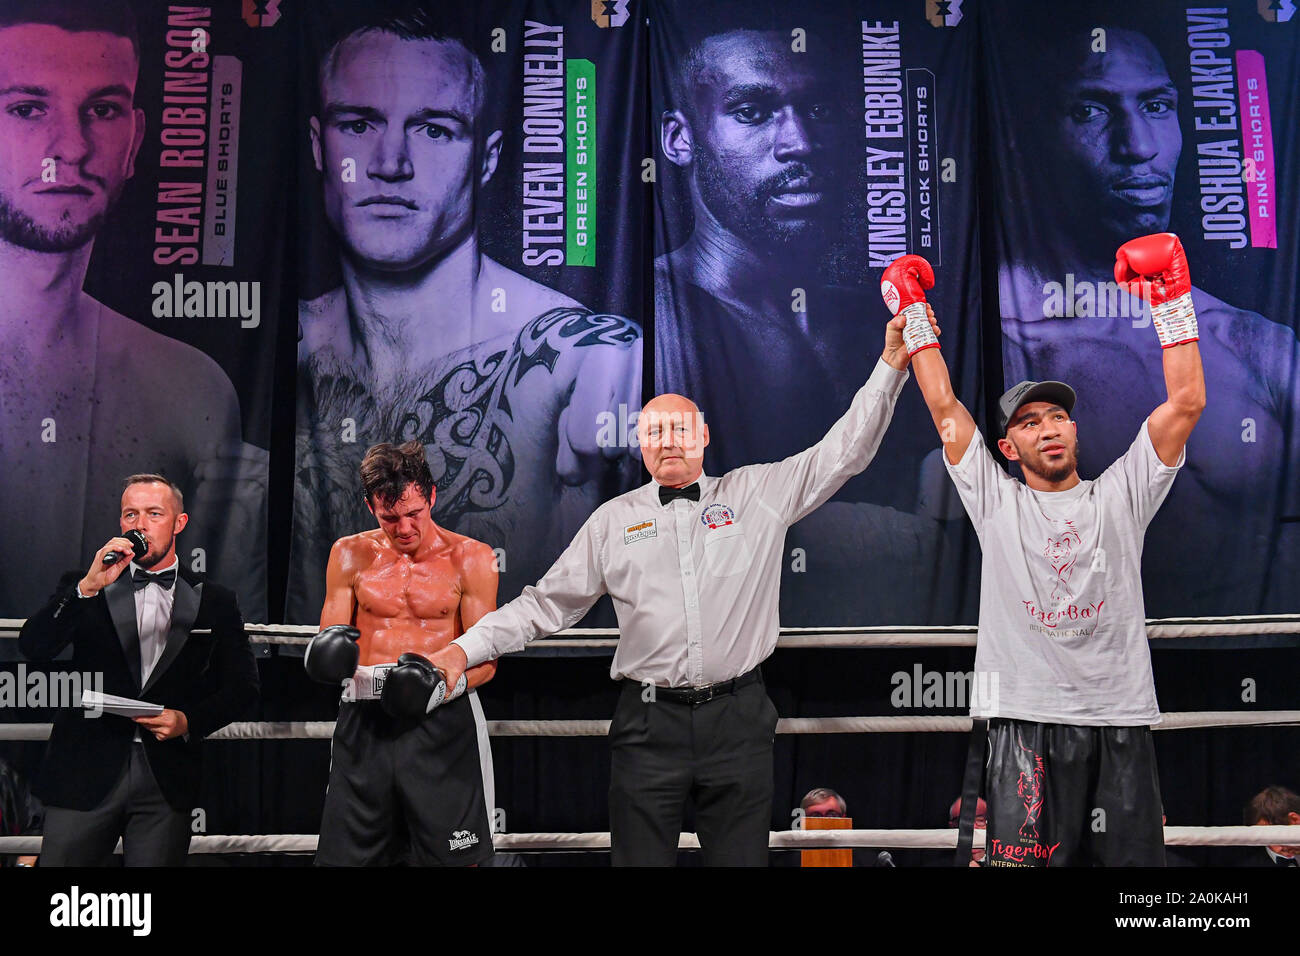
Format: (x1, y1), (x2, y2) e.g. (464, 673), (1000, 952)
(1044, 524), (1082, 602)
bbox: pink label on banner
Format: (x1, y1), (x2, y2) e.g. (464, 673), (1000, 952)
(1236, 51), (1277, 249)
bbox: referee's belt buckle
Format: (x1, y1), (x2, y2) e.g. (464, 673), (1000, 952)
(685, 683), (724, 704)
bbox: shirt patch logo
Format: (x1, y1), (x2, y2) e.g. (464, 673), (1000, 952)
(449, 830), (479, 851)
(624, 518), (658, 544)
(700, 504), (736, 529)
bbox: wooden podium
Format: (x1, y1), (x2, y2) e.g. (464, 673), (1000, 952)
(800, 816), (853, 867)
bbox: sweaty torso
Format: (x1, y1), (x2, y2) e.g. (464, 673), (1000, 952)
(341, 529), (473, 665)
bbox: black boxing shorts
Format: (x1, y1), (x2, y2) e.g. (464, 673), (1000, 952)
(982, 718), (1165, 867)
(315, 693), (494, 866)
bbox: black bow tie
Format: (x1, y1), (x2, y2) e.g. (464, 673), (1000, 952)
(132, 567), (176, 591)
(659, 482), (701, 506)
(1277, 855), (1299, 867)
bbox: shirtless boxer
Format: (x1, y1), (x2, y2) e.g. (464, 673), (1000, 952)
(889, 236), (1204, 866)
(305, 440), (497, 866)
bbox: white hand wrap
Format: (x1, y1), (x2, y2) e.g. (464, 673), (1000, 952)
(423, 671), (466, 713)
(900, 301), (938, 355)
(1150, 291), (1198, 348)
(341, 663), (395, 702)
(447, 672), (468, 702)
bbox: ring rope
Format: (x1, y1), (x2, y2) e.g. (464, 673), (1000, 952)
(2, 710), (1297, 741)
(3, 615), (1298, 648)
(3, 825), (1297, 856)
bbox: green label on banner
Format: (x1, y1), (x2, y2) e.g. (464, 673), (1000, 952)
(566, 59), (595, 266)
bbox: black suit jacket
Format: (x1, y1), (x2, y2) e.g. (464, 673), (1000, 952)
(18, 567), (259, 811)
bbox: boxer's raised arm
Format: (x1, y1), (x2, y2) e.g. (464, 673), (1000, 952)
(318, 539), (358, 628)
(1146, 340), (1205, 465)
(911, 346), (977, 466)
(1115, 234), (1206, 466)
(456, 540), (501, 690)
(878, 254), (976, 466)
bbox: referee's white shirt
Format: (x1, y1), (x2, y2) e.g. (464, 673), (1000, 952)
(455, 359), (908, 688)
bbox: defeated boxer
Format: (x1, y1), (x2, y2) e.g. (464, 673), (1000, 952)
(888, 236), (1204, 866)
(305, 440), (498, 866)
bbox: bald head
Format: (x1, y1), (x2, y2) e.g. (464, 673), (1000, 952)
(639, 393), (710, 488)
(642, 393), (701, 419)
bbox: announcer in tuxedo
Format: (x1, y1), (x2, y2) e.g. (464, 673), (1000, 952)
(19, 474), (259, 866)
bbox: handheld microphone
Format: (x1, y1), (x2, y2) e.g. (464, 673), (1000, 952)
(876, 851), (896, 868)
(103, 529), (148, 566)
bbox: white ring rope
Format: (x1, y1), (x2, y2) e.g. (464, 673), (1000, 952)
(3, 617), (1292, 861)
(3, 826), (1297, 856)
(2, 710), (1298, 741)
(3, 615), (1298, 648)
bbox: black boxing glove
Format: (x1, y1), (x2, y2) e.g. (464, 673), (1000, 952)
(381, 652), (449, 718)
(303, 625), (361, 684)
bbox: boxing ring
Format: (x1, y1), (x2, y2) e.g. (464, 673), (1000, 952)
(2, 616), (1298, 860)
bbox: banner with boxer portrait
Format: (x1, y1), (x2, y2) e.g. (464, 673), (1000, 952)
(288, 1), (646, 621)
(0, 0), (285, 621)
(650, 0), (985, 625)
(982, 0), (1300, 616)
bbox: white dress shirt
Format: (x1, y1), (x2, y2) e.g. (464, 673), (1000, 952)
(129, 558), (178, 742)
(130, 558), (179, 686)
(455, 359), (908, 686)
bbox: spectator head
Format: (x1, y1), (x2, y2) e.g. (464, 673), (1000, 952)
(800, 788), (847, 818)
(1244, 786), (1300, 858)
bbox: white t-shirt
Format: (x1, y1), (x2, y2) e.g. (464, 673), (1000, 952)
(945, 420), (1183, 725)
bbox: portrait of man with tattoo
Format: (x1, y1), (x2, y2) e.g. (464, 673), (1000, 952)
(290, 6), (642, 617)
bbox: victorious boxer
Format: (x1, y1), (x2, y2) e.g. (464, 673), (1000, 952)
(896, 237), (1205, 866)
(995, 17), (1299, 614)
(306, 440), (498, 866)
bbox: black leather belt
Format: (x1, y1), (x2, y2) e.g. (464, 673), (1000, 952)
(632, 666), (762, 705)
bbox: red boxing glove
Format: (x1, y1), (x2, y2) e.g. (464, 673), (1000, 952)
(881, 254), (937, 355)
(1114, 233), (1198, 348)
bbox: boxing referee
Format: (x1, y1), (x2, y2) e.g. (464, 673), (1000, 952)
(428, 306), (938, 866)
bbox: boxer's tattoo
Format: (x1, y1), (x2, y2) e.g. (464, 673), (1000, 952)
(296, 308), (639, 539)
(400, 347), (517, 521)
(537, 307), (641, 351)
(400, 309), (637, 523)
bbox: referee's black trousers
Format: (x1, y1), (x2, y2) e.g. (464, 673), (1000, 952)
(608, 674), (778, 866)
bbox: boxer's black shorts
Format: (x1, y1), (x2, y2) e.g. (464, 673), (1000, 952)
(316, 696), (493, 866)
(983, 718), (1165, 867)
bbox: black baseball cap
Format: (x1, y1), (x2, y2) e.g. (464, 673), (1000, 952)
(997, 381), (1077, 437)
